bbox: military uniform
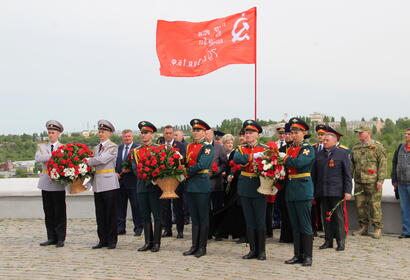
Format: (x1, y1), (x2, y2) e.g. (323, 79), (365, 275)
(284, 118), (315, 267)
(312, 146), (352, 251)
(87, 120), (120, 249)
(35, 120), (67, 247)
(183, 119), (214, 258)
(130, 121), (163, 252)
(233, 120), (268, 261)
(351, 127), (387, 237)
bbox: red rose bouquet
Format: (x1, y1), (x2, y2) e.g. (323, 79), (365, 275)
(253, 141), (285, 195)
(229, 160), (242, 173)
(136, 145), (186, 198)
(46, 143), (94, 193)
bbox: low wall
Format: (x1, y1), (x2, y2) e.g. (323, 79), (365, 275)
(0, 178), (403, 234)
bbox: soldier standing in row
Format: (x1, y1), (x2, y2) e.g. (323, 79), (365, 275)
(351, 126), (387, 239)
(183, 119), (214, 258)
(282, 118), (315, 266)
(35, 120), (67, 248)
(87, 120), (120, 249)
(312, 133), (352, 251)
(233, 120), (268, 261)
(131, 121), (163, 252)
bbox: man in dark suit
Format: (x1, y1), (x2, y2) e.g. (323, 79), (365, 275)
(205, 129), (228, 212)
(160, 125), (187, 238)
(116, 129), (143, 236)
(174, 129), (190, 225)
(312, 132), (352, 251)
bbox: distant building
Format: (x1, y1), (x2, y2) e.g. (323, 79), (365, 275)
(13, 160), (36, 173)
(261, 123), (287, 136)
(81, 130), (98, 138)
(347, 120), (384, 133)
(309, 113), (325, 123)
(0, 160), (13, 171)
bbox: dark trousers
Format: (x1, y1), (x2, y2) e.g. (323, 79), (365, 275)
(117, 187), (143, 233)
(161, 185), (184, 233)
(278, 189), (293, 242)
(240, 196), (267, 230)
(137, 190), (161, 224)
(321, 197), (345, 242)
(272, 199), (281, 226)
(183, 183), (190, 222)
(311, 197), (323, 232)
(287, 200), (313, 235)
(211, 191), (225, 211)
(266, 202), (273, 235)
(94, 189), (118, 246)
(187, 192), (210, 227)
(41, 190), (66, 242)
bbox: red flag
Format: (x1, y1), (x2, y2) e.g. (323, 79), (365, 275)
(156, 7), (256, 77)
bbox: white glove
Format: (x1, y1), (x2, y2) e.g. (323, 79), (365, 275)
(253, 152), (263, 159)
(278, 152), (287, 159)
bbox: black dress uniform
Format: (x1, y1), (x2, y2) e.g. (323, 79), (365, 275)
(284, 118), (315, 266)
(233, 120), (268, 261)
(183, 119), (214, 258)
(130, 121), (163, 252)
(312, 144), (352, 251)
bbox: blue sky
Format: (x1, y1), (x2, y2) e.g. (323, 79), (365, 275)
(1, 0), (409, 134)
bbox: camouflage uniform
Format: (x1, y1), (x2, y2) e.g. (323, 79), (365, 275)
(351, 139), (387, 230)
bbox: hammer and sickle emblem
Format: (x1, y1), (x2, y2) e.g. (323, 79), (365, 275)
(232, 13), (250, 43)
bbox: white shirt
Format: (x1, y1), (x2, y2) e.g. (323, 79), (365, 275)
(165, 139), (174, 146)
(49, 141), (59, 152)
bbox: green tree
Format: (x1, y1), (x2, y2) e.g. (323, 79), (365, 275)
(340, 117), (347, 130)
(15, 169), (28, 178)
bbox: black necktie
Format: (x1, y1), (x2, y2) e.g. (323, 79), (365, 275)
(123, 146), (129, 160)
(99, 144), (102, 152)
(51, 144), (54, 152)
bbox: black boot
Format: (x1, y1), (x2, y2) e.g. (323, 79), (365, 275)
(256, 229), (266, 260)
(151, 223), (162, 252)
(319, 239), (333, 249)
(302, 234), (313, 266)
(195, 226), (208, 258)
(138, 222), (153, 251)
(40, 240), (57, 246)
(242, 228), (257, 259)
(336, 239), (345, 251)
(285, 232), (303, 264)
(183, 226), (199, 256)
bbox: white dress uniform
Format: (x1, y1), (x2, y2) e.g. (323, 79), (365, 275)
(86, 120), (120, 249)
(35, 120), (67, 247)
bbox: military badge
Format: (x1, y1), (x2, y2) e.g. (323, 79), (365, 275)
(328, 159), (335, 168)
(302, 148), (310, 155)
(204, 148), (211, 155)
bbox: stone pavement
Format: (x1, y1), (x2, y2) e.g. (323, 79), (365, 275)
(0, 219), (409, 280)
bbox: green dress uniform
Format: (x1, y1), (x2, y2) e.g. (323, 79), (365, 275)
(130, 121), (163, 252)
(351, 128), (387, 238)
(284, 118), (315, 267)
(233, 119), (267, 261)
(183, 119), (214, 258)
